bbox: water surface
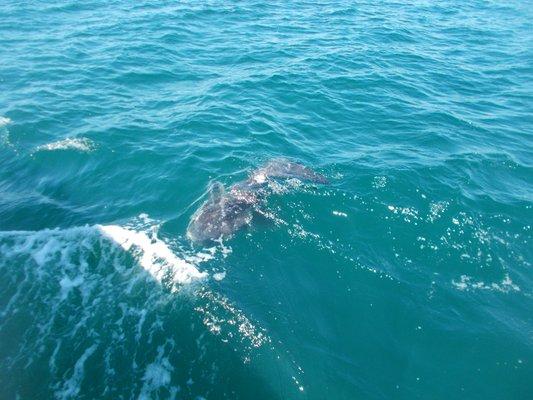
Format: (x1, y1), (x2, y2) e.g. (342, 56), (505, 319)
(0, 1), (532, 399)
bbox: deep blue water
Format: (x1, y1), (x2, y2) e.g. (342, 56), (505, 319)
(0, 1), (532, 399)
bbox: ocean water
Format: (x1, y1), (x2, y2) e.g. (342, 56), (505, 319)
(0, 0), (532, 399)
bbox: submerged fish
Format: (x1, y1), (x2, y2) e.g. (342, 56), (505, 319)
(187, 159), (327, 243)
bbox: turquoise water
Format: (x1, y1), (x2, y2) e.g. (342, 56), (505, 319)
(1, 0), (532, 399)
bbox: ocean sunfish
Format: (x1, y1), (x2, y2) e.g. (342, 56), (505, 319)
(186, 159), (327, 243)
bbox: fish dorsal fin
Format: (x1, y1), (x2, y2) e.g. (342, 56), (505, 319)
(209, 181), (225, 204)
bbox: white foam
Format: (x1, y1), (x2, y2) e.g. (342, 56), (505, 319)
(332, 210), (348, 217)
(0, 116), (11, 127)
(138, 345), (179, 400)
(212, 237), (232, 258)
(98, 225), (206, 289)
(452, 274), (520, 293)
(56, 343), (98, 399)
(36, 137), (95, 153)
(213, 271), (226, 281)
(252, 172), (267, 184)
(59, 275), (84, 300)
